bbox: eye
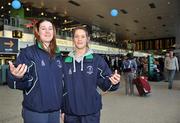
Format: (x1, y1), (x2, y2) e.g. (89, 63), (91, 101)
(74, 35), (79, 38)
(40, 27), (45, 30)
(49, 27), (53, 30)
(81, 35), (86, 38)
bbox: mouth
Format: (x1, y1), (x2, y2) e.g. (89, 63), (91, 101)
(77, 41), (84, 44)
(44, 35), (51, 37)
(77, 43), (84, 45)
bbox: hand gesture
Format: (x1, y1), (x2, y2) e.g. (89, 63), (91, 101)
(8, 61), (27, 79)
(109, 70), (120, 85)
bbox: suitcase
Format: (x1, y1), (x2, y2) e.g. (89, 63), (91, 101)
(133, 76), (151, 96)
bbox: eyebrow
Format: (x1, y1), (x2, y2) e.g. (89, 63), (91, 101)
(40, 26), (53, 28)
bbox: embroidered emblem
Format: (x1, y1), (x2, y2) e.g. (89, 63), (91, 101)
(87, 66), (93, 75)
(41, 60), (45, 66)
(68, 68), (72, 75)
(56, 60), (62, 68)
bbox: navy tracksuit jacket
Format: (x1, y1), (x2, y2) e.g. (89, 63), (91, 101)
(62, 53), (119, 116)
(7, 43), (63, 113)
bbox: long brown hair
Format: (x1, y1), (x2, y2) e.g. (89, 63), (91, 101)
(33, 19), (57, 57)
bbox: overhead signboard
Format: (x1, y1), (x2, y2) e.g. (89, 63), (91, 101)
(0, 37), (18, 53)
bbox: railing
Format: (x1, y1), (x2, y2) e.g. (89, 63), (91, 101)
(1, 17), (121, 47)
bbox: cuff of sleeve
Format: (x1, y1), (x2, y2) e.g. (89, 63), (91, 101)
(108, 83), (120, 91)
(11, 73), (33, 90)
(9, 72), (28, 82)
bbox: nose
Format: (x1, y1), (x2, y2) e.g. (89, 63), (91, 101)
(77, 37), (82, 41)
(45, 30), (49, 33)
(45, 29), (50, 33)
(78, 38), (81, 41)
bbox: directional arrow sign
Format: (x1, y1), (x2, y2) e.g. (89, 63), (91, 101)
(4, 40), (14, 48)
(0, 37), (18, 53)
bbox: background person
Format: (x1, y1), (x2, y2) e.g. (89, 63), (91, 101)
(165, 50), (179, 89)
(122, 53), (137, 96)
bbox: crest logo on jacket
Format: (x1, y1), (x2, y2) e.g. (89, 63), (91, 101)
(68, 68), (72, 75)
(56, 60), (62, 68)
(86, 66), (93, 75)
(41, 60), (45, 66)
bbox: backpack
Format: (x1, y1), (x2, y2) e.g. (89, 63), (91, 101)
(123, 60), (132, 72)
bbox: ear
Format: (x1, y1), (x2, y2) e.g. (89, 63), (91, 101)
(87, 36), (90, 43)
(86, 37), (90, 48)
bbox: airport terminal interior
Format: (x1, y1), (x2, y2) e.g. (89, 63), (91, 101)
(0, 0), (180, 123)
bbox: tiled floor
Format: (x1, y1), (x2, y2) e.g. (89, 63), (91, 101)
(0, 75), (180, 123)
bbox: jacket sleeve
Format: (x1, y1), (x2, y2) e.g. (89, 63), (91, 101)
(7, 48), (35, 91)
(133, 59), (138, 72)
(97, 56), (119, 92)
(175, 57), (179, 71)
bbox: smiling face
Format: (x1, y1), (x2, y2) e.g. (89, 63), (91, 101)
(73, 28), (89, 50)
(38, 21), (54, 44)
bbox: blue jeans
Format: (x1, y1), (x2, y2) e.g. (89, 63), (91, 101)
(64, 111), (100, 123)
(167, 70), (176, 88)
(22, 108), (60, 123)
(124, 72), (135, 95)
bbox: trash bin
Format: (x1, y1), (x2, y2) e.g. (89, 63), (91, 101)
(1, 65), (9, 85)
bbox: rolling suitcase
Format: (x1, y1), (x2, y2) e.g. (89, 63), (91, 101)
(133, 76), (151, 96)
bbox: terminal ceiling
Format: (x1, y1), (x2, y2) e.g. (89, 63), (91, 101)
(8, 0), (180, 40)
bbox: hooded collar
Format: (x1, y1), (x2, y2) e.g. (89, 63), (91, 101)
(68, 49), (93, 59)
(65, 49), (93, 72)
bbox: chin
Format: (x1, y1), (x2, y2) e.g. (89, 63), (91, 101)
(77, 47), (86, 50)
(42, 40), (51, 44)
